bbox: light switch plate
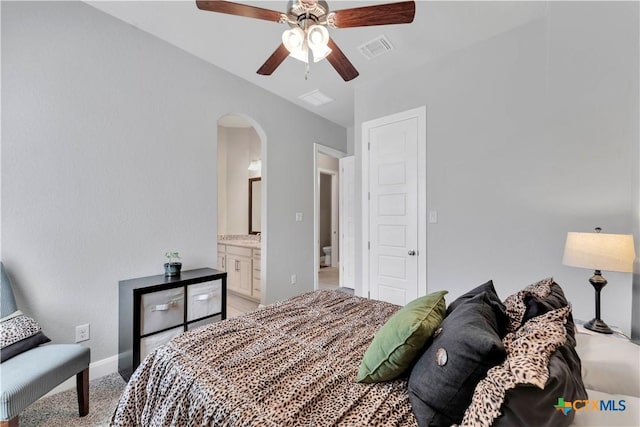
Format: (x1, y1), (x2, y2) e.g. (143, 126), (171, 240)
(295, 212), (303, 222)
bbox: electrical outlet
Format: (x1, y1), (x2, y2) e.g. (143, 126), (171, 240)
(290, 274), (297, 285)
(75, 324), (90, 343)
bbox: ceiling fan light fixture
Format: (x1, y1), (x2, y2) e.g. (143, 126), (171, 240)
(282, 27), (305, 53)
(282, 27), (309, 63)
(310, 45), (332, 63)
(306, 24), (331, 62)
(307, 25), (329, 48)
(197, 0), (417, 81)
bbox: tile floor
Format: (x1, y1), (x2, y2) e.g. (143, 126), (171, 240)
(318, 266), (340, 289)
(227, 292), (259, 318)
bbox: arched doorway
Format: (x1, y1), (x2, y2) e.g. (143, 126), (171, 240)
(216, 114), (266, 316)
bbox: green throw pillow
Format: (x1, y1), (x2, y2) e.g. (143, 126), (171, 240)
(357, 290), (447, 383)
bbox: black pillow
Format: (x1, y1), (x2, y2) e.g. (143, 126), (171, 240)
(522, 281), (576, 345)
(408, 292), (508, 427)
(445, 280), (496, 315)
(492, 343), (588, 427)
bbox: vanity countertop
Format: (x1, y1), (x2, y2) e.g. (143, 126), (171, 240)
(218, 236), (261, 250)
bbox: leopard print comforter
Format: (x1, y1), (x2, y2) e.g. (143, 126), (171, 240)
(110, 290), (418, 427)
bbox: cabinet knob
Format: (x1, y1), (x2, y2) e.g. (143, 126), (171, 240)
(408, 250), (416, 256)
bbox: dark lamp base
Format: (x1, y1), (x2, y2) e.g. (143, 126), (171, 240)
(584, 318), (613, 334)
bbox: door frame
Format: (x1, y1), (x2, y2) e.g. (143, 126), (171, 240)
(361, 106), (427, 300)
(313, 143), (347, 291)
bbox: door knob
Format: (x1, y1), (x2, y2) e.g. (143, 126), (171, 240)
(408, 250), (416, 256)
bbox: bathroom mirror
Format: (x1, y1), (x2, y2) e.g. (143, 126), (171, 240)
(249, 177), (261, 234)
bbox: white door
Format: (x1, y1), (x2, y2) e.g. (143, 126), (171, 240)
(339, 156), (355, 287)
(364, 107), (426, 306)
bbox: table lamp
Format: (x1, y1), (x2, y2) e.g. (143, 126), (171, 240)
(562, 227), (635, 334)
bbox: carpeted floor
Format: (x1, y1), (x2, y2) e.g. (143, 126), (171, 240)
(20, 373), (126, 427)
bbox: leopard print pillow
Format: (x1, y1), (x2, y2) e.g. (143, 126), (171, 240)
(0, 314), (43, 349)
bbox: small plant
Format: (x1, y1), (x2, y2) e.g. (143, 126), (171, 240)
(164, 251), (182, 277)
(165, 251), (181, 265)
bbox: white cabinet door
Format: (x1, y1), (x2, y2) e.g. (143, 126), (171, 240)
(227, 254), (252, 297)
(252, 249), (261, 299)
(217, 244), (226, 272)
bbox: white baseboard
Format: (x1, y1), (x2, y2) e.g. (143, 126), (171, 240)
(43, 354), (119, 398)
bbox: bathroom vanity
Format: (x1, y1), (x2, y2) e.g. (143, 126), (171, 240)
(217, 237), (261, 302)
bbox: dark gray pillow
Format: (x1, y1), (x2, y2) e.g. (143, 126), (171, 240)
(0, 314), (51, 363)
(1, 331), (51, 362)
(445, 279), (495, 312)
(408, 291), (507, 427)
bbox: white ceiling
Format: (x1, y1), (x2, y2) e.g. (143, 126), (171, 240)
(86, 1), (547, 128)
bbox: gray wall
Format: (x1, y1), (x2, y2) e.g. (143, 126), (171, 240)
(1, 1), (346, 362)
(354, 2), (638, 334)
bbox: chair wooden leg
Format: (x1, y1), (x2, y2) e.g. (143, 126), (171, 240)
(0, 416), (18, 427)
(76, 367), (89, 417)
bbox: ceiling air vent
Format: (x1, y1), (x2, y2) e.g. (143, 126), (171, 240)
(358, 35), (394, 60)
(299, 89), (334, 107)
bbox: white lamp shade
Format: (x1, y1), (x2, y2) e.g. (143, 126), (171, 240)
(307, 25), (329, 49)
(282, 27), (305, 52)
(310, 44), (332, 63)
(563, 231), (636, 273)
(282, 28), (309, 63)
(306, 25), (331, 62)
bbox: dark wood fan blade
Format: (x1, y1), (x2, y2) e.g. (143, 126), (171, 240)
(331, 1), (415, 28)
(196, 0), (283, 23)
(326, 38), (359, 81)
(257, 43), (290, 75)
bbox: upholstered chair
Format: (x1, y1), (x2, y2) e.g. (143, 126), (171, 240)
(0, 262), (90, 426)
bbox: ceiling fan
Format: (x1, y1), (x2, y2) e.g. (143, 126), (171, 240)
(196, 0), (416, 81)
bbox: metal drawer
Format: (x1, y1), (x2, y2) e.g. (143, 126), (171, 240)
(140, 288), (185, 336)
(187, 280), (222, 322)
(139, 326), (183, 361)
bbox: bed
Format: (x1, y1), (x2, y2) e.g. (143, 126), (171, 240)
(110, 290), (417, 426)
(111, 283), (640, 427)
